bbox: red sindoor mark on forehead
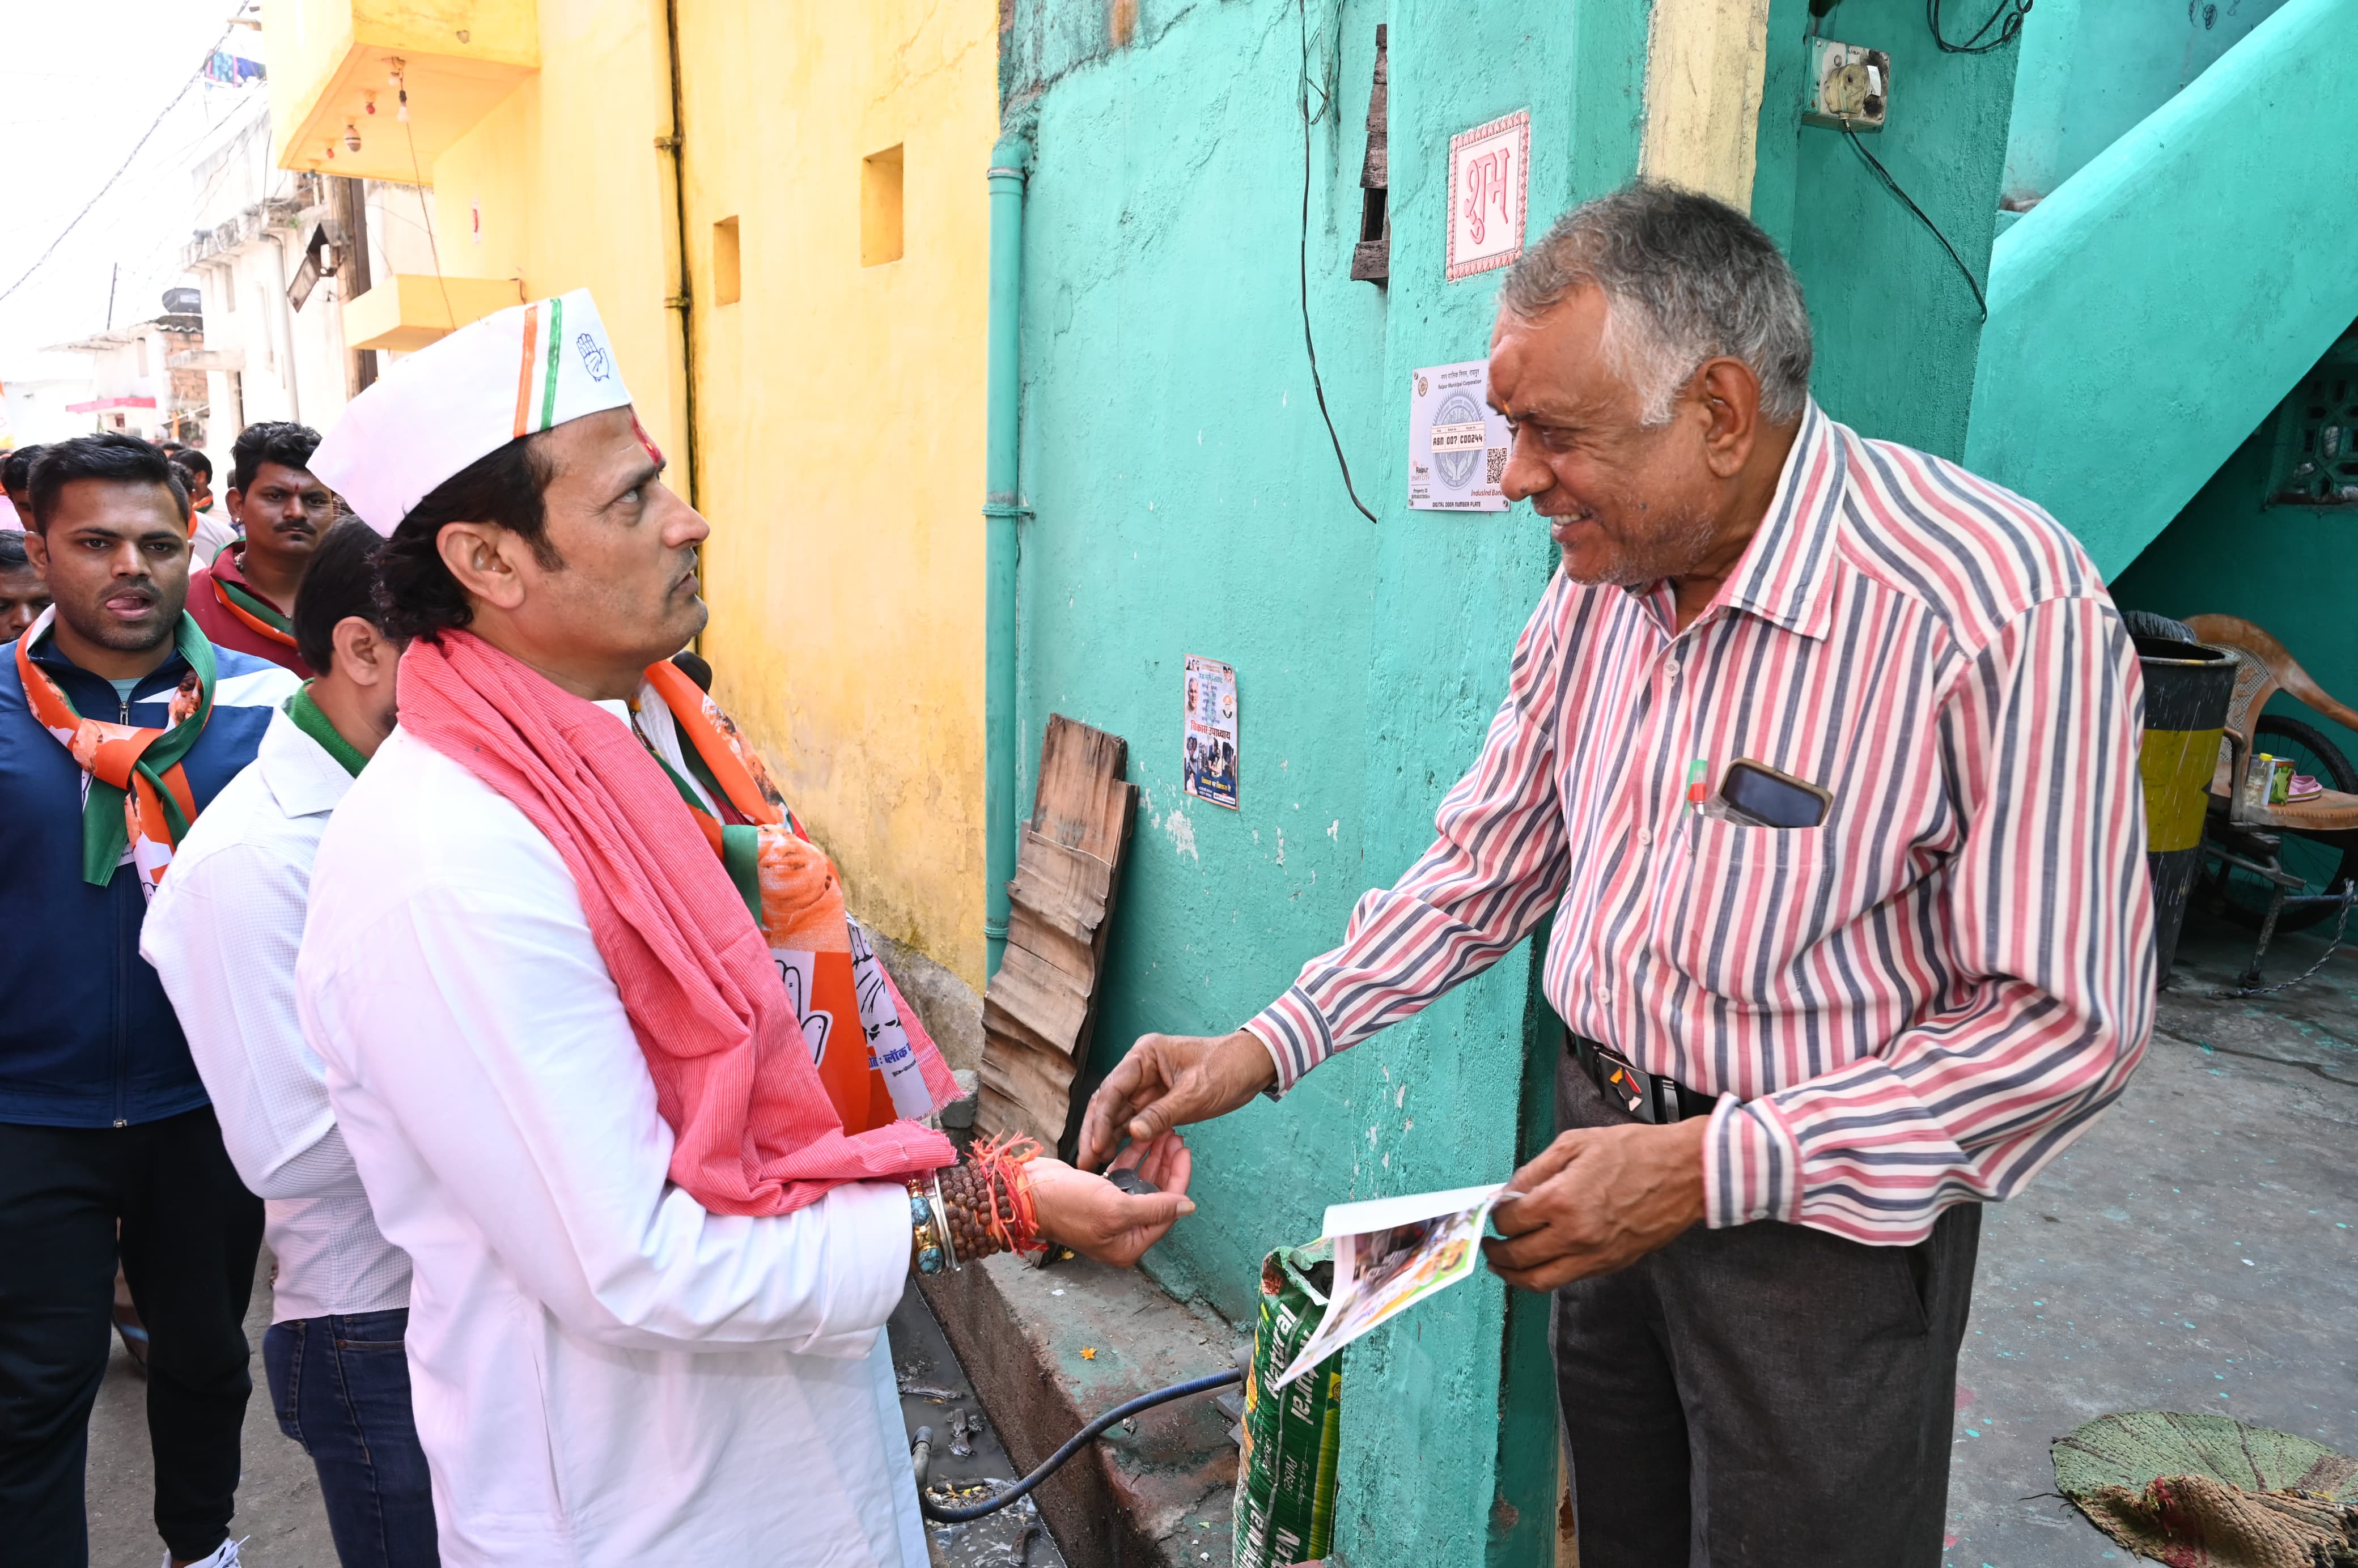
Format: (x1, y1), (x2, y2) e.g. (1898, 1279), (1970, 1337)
(630, 415), (666, 470)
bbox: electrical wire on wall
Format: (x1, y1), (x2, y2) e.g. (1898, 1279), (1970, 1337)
(1927, 0), (2032, 53)
(1297, 0), (1378, 525)
(1842, 126), (1987, 321)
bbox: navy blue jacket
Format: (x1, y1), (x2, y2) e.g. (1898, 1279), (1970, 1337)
(0, 630), (296, 1127)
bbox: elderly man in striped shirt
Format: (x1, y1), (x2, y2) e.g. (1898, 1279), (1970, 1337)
(1080, 182), (2153, 1566)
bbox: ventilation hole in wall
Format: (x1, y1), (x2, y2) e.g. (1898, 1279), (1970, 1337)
(713, 216), (741, 307)
(2269, 343), (2358, 507)
(862, 146), (904, 268)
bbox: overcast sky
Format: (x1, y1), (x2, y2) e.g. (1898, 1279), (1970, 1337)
(0, 1), (261, 377)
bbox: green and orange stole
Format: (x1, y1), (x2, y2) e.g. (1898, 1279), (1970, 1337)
(14, 607), (214, 899)
(208, 550), (298, 652)
(639, 658), (961, 1136)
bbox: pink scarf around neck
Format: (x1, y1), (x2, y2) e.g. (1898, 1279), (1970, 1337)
(398, 631), (953, 1216)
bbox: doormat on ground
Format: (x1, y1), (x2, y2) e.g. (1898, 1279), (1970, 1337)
(2054, 1410), (2358, 1566)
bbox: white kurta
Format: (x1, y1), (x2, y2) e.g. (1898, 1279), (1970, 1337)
(294, 720), (926, 1567)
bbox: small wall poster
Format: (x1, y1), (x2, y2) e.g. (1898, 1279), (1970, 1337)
(1446, 108), (1529, 281)
(1407, 360), (1511, 511)
(1182, 655), (1239, 810)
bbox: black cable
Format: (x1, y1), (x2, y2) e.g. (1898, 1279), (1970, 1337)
(1297, 0), (1378, 525)
(1928, 0), (2031, 53)
(1842, 126), (1987, 321)
(913, 1367), (1242, 1523)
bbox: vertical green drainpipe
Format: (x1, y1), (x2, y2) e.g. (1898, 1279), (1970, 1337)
(983, 132), (1033, 979)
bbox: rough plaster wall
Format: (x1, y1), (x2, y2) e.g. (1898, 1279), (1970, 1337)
(2111, 420), (2358, 721)
(1009, 0), (1645, 1561)
(1965, 0), (2358, 579)
(2000, 0), (2295, 206)
(1751, 0), (2016, 461)
(1639, 0), (1774, 209)
(673, 0), (998, 990)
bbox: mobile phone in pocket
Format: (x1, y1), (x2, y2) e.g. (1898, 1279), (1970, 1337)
(1712, 758), (1831, 830)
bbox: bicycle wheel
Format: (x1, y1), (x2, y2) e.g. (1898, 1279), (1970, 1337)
(2212, 713), (2358, 932)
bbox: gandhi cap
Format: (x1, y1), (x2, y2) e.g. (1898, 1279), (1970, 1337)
(309, 288), (632, 537)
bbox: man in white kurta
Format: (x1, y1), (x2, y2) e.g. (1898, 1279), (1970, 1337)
(293, 290), (1193, 1567)
(296, 721), (922, 1565)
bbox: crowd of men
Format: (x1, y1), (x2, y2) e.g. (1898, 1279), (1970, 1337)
(2, 291), (1193, 1568)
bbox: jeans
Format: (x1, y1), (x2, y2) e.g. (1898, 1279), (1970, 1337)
(1553, 1053), (1981, 1567)
(0, 1108), (262, 1567)
(262, 1310), (439, 1568)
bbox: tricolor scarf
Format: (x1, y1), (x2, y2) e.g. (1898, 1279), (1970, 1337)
(638, 657), (964, 1133)
(398, 631), (954, 1218)
(285, 685), (367, 777)
(14, 605), (214, 898)
(209, 552), (299, 652)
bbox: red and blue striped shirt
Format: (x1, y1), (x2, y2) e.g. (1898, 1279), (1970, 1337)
(1248, 404), (2154, 1245)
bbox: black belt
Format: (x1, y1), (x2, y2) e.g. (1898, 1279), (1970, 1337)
(1567, 1031), (1718, 1125)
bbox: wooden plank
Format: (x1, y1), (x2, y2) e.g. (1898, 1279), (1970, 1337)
(977, 713), (1139, 1153)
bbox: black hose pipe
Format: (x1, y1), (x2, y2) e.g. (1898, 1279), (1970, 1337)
(913, 1367), (1243, 1523)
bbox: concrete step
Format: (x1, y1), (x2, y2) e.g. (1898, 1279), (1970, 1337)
(919, 1252), (1252, 1568)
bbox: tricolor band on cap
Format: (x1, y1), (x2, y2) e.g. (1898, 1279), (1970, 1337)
(309, 288), (633, 538)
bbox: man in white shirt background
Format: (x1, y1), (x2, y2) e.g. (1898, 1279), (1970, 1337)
(143, 516), (434, 1568)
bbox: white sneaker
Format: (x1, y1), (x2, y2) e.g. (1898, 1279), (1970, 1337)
(164, 1536), (245, 1568)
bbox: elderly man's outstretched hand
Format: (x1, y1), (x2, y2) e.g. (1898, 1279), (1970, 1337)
(1027, 1131), (1196, 1268)
(1075, 1030), (1278, 1172)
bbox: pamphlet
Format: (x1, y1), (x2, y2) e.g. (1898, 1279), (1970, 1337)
(1268, 1183), (1508, 1389)
(1182, 653), (1240, 809)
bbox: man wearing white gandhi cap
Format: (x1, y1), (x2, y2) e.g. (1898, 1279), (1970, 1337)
(291, 291), (1197, 1565)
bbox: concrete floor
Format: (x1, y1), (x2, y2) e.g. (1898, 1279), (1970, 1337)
(1942, 908), (2358, 1566)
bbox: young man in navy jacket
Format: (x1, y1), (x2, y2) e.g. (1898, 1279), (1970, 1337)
(0, 434), (299, 1568)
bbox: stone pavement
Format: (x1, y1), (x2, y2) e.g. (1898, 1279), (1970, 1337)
(1942, 910), (2358, 1566)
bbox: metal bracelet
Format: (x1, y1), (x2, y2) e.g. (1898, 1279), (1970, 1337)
(907, 1183), (947, 1276)
(930, 1171), (961, 1272)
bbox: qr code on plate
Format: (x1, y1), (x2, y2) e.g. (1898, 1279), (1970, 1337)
(1486, 447), (1508, 485)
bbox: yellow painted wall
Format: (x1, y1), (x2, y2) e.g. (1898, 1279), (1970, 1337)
(671, 0), (996, 989)
(1639, 0), (1774, 208)
(425, 0), (685, 462)
(288, 0), (996, 989)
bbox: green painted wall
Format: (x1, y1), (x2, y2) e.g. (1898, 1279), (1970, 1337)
(2111, 413), (2358, 730)
(1999, 0), (2292, 207)
(1751, 0), (2018, 461)
(1003, 0), (1642, 1559)
(1963, 0), (2358, 578)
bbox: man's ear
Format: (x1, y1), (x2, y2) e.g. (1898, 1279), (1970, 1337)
(1692, 355), (1765, 480)
(330, 615), (392, 687)
(434, 520), (529, 613)
(20, 528), (49, 575)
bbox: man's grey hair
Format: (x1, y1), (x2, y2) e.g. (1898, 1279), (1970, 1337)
(1499, 181), (1813, 427)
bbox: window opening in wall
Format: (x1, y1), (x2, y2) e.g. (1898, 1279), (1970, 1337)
(862, 145), (904, 267)
(713, 216), (742, 306)
(2268, 329), (2358, 508)
(1350, 24), (1389, 283)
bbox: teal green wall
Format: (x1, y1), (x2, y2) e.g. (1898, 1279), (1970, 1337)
(1999, 0), (2292, 207)
(1963, 0), (2358, 578)
(1751, 0), (2019, 461)
(1003, 1), (1642, 1559)
(2112, 415), (2358, 730)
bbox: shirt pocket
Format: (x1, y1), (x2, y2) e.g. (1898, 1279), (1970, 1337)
(1651, 814), (1836, 1001)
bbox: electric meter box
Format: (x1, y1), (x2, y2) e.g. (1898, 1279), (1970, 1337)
(1804, 39), (1890, 131)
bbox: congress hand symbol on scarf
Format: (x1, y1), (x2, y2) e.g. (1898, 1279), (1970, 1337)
(398, 630), (955, 1217)
(15, 605), (214, 898)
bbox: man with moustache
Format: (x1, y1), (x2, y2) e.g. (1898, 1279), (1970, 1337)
(0, 433), (299, 1568)
(1080, 184), (2153, 1566)
(186, 422), (334, 676)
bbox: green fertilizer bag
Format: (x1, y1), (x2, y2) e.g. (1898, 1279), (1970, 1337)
(1235, 1242), (1342, 1568)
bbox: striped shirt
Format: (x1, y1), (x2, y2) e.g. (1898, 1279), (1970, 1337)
(1248, 403), (2154, 1245)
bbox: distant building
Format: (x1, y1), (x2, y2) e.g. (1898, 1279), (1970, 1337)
(52, 313), (207, 445)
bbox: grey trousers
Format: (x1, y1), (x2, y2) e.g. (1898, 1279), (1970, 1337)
(1552, 1055), (1979, 1568)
